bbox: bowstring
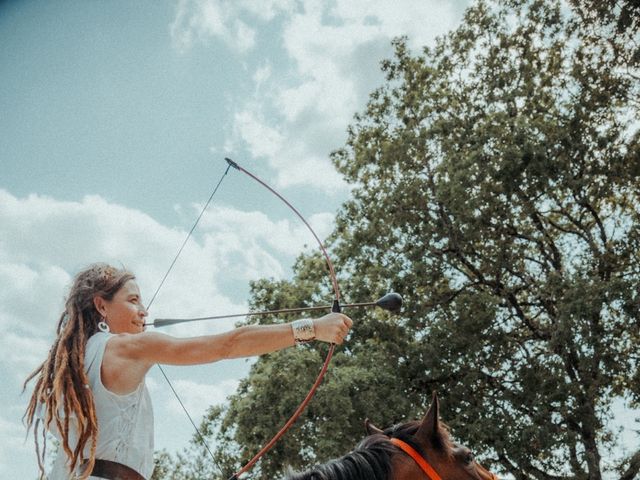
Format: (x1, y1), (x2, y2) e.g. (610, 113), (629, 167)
(147, 162), (232, 310)
(146, 162), (232, 477)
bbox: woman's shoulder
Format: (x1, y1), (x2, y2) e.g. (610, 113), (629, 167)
(87, 331), (112, 349)
(85, 331), (113, 366)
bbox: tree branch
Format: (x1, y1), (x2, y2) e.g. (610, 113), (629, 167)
(620, 449), (640, 480)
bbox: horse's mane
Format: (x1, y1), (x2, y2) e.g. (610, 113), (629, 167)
(284, 420), (454, 480)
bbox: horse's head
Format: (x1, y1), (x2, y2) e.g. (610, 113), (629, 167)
(285, 392), (497, 480)
(365, 392), (497, 480)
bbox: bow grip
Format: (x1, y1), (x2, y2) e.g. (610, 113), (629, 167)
(332, 299), (341, 313)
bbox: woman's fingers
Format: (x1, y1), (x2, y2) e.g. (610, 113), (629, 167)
(314, 313), (353, 344)
(335, 320), (351, 344)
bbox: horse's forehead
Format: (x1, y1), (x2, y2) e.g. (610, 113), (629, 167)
(451, 442), (470, 452)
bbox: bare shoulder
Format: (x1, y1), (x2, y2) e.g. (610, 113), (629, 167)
(101, 332), (178, 394)
(105, 331), (174, 364)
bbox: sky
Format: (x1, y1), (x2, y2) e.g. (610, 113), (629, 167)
(1, 1), (637, 479)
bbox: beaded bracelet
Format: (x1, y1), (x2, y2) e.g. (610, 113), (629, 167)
(291, 319), (316, 345)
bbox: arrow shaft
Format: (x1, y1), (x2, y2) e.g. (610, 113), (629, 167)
(148, 301), (377, 328)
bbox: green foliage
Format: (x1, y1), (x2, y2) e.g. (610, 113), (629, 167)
(154, 1), (640, 479)
(329, 1), (639, 477)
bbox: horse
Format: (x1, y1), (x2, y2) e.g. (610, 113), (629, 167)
(285, 392), (498, 480)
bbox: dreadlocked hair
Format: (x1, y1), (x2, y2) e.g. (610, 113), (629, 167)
(23, 263), (135, 479)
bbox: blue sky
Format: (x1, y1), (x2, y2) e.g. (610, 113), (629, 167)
(3, 0), (261, 222)
(2, 1), (637, 478)
(1, 1), (473, 477)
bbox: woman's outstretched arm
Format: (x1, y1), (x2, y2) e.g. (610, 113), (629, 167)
(100, 313), (352, 394)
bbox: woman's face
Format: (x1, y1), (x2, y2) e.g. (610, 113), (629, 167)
(96, 279), (148, 334)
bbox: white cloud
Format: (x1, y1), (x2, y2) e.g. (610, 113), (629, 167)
(214, 1), (469, 189)
(198, 205), (334, 255)
(277, 0), (465, 125)
(0, 414), (35, 478)
(166, 379), (240, 419)
(0, 262), (69, 331)
(235, 19), (256, 52)
(329, 0), (463, 49)
(170, 0), (470, 190)
(170, 0), (257, 53)
(236, 0), (296, 22)
(175, 204), (336, 285)
(252, 63), (273, 89)
(1, 333), (52, 382)
(225, 103), (347, 191)
(232, 108), (284, 160)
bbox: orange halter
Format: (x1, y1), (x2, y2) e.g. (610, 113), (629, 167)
(389, 438), (443, 480)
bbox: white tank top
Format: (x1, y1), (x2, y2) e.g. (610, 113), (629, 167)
(48, 332), (154, 479)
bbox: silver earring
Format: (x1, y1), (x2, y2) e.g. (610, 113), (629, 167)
(98, 317), (110, 333)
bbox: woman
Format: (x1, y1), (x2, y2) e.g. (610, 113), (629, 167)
(23, 263), (352, 479)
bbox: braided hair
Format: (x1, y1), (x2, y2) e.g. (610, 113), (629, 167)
(23, 263), (135, 479)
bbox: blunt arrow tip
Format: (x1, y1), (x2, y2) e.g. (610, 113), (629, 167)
(375, 292), (403, 312)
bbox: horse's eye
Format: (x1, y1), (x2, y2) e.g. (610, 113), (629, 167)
(464, 452), (474, 464)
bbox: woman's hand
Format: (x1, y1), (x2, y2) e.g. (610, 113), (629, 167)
(312, 312), (353, 344)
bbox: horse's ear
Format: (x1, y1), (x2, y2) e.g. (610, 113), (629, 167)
(365, 418), (384, 436)
(416, 391), (441, 445)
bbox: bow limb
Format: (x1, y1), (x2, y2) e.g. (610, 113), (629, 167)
(226, 157), (342, 480)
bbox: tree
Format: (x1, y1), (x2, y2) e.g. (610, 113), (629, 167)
(330, 0), (640, 477)
(156, 1), (640, 479)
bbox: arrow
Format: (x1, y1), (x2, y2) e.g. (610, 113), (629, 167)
(146, 292), (402, 328)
